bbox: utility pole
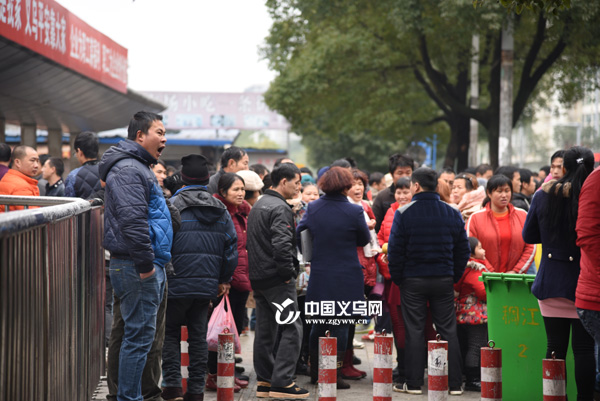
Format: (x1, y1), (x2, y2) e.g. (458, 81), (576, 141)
(469, 34), (480, 167)
(499, 17), (514, 166)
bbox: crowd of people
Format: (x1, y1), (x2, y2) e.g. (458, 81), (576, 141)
(1, 110), (600, 401)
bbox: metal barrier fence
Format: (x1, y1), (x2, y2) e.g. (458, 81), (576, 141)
(0, 195), (105, 401)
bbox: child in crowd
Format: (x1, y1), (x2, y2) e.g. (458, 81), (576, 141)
(454, 236), (492, 391)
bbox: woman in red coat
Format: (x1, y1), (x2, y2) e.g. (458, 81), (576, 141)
(466, 175), (535, 274)
(206, 173), (252, 390)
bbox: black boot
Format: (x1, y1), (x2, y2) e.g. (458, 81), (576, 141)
(464, 366), (481, 392)
(336, 361), (351, 389)
(310, 349), (319, 384)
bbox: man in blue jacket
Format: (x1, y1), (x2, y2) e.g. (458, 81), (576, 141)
(388, 167), (470, 396)
(99, 111), (173, 401)
(161, 154), (238, 401)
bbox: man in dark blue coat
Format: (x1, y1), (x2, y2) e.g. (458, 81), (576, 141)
(388, 167), (470, 395)
(161, 154), (237, 401)
(99, 111), (173, 401)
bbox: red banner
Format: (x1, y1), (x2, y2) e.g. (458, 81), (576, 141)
(0, 0), (127, 93)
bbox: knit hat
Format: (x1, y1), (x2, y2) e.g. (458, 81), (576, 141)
(181, 154), (210, 185)
(236, 169), (264, 191)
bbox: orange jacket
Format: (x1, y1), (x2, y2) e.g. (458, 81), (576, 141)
(0, 169), (40, 211)
(465, 204), (535, 274)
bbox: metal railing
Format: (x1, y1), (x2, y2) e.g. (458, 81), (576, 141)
(0, 195), (105, 401)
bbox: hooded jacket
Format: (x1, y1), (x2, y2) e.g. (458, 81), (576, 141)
(168, 186), (237, 299)
(99, 139), (173, 273)
(214, 193), (252, 292)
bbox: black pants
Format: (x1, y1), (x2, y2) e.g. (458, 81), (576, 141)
(207, 287), (249, 374)
(543, 316), (596, 401)
(401, 277), (462, 388)
(162, 298), (210, 394)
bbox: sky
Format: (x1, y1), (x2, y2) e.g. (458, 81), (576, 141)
(55, 0), (277, 93)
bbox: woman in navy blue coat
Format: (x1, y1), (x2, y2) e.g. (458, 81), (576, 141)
(522, 146), (596, 400)
(296, 166), (371, 388)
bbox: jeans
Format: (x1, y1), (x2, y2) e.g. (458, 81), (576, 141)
(109, 257), (166, 401)
(401, 276), (462, 388)
(578, 309), (600, 396)
(162, 298), (210, 394)
(106, 261), (114, 347)
(253, 280), (302, 387)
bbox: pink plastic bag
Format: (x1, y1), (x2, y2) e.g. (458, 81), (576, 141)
(206, 294), (241, 353)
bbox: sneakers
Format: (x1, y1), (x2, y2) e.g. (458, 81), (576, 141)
(256, 381), (271, 398)
(394, 383), (422, 395)
(449, 386), (464, 395)
(269, 382), (310, 399)
(353, 339), (365, 349)
(161, 386), (183, 401)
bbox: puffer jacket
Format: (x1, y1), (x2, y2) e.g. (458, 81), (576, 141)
(169, 186), (237, 299)
(99, 139), (173, 273)
(247, 189), (299, 290)
(0, 169), (40, 211)
(466, 204), (535, 274)
(376, 201), (400, 280)
(64, 160), (102, 199)
(214, 193), (252, 292)
(388, 191), (470, 284)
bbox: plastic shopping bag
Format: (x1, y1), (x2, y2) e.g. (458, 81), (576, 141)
(206, 294), (242, 353)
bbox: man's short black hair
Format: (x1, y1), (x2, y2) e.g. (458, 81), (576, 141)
(73, 131), (99, 159)
(330, 159), (352, 169)
(127, 111), (163, 140)
(551, 150), (565, 163)
(48, 157), (64, 177)
(271, 163), (301, 187)
(300, 166), (313, 176)
(389, 153), (414, 175)
(438, 167), (455, 177)
(220, 146), (246, 169)
(518, 168), (532, 186)
(250, 163), (269, 176)
(0, 143), (12, 162)
(495, 166), (518, 181)
(369, 172), (384, 186)
(411, 167), (438, 191)
(539, 165), (550, 176)
(476, 163), (493, 176)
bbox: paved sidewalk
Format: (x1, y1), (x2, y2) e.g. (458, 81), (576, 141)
(92, 331), (480, 401)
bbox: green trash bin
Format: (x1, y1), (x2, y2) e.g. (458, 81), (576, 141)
(482, 272), (576, 401)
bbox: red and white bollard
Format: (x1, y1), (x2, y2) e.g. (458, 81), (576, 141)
(481, 340), (502, 401)
(543, 352), (566, 401)
(428, 334), (448, 401)
(181, 326), (190, 392)
(217, 329), (235, 401)
(318, 331), (337, 401)
(373, 330), (393, 401)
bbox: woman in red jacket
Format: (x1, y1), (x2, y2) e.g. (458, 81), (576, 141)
(206, 173), (252, 390)
(466, 175), (535, 274)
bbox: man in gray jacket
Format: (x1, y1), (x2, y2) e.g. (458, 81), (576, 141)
(247, 163), (309, 399)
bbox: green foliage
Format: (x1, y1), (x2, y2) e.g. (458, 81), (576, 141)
(262, 0), (600, 169)
(474, 0), (570, 15)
